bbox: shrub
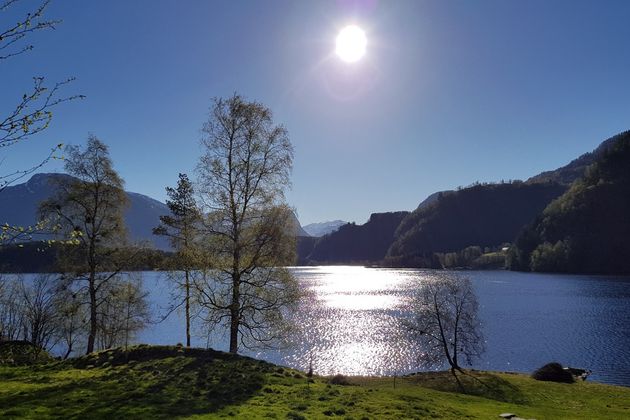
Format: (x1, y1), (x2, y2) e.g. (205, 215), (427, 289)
(329, 374), (351, 385)
(531, 362), (574, 383)
(0, 341), (53, 366)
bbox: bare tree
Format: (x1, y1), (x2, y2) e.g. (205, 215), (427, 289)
(96, 275), (149, 351)
(402, 274), (484, 373)
(0, 274), (63, 354)
(153, 173), (201, 347)
(39, 135), (129, 354)
(0, 275), (25, 341)
(19, 274), (60, 351)
(53, 284), (87, 358)
(196, 94), (300, 354)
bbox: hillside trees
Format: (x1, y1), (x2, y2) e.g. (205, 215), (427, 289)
(386, 182), (566, 267)
(508, 131), (630, 274)
(39, 135), (141, 354)
(195, 94), (300, 354)
(153, 173), (202, 347)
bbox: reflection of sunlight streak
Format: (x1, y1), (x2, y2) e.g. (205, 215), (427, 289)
(280, 266), (437, 376)
(323, 293), (399, 310)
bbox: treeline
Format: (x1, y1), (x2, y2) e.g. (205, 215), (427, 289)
(508, 131), (630, 274)
(0, 273), (149, 359)
(0, 242), (170, 273)
(435, 246), (508, 270)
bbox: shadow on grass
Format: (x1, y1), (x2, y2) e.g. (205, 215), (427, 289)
(407, 369), (528, 404)
(0, 345), (279, 418)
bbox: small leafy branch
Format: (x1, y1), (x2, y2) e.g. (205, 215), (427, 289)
(0, 0), (85, 192)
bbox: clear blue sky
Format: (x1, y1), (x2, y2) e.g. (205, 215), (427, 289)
(2, 0), (630, 225)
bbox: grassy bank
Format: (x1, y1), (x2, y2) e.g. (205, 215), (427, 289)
(1, 345), (628, 419)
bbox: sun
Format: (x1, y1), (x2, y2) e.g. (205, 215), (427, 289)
(335, 25), (367, 63)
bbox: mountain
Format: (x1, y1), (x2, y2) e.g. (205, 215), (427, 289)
(301, 212), (409, 264)
(0, 173), (171, 250)
(302, 220), (346, 237)
(287, 212), (311, 237)
(509, 131), (630, 274)
(416, 191), (451, 210)
(0, 173), (311, 251)
(526, 131), (626, 185)
(386, 182), (567, 267)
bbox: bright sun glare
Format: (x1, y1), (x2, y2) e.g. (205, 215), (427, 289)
(336, 25), (367, 63)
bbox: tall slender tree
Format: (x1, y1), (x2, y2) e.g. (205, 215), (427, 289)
(153, 173), (201, 347)
(40, 135), (128, 354)
(196, 94), (299, 354)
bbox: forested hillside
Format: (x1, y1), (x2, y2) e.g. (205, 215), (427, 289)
(509, 132), (630, 274)
(386, 182), (567, 267)
(526, 131), (626, 185)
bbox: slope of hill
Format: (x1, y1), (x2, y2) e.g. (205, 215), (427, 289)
(416, 190), (451, 210)
(527, 131), (627, 185)
(302, 220), (346, 237)
(509, 131), (630, 274)
(3, 345), (629, 419)
(386, 182), (567, 267)
(0, 173), (171, 250)
(303, 212), (409, 264)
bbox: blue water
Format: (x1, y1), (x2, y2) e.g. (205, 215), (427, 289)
(136, 267), (630, 387)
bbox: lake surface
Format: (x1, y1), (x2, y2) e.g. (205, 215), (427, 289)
(137, 267), (630, 387)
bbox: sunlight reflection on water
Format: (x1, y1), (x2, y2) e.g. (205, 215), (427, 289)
(267, 266), (426, 376)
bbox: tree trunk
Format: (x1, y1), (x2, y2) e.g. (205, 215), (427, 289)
(229, 273), (240, 354)
(63, 343), (73, 360)
(185, 270), (191, 348)
(86, 272), (97, 354)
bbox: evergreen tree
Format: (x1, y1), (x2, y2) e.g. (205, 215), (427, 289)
(153, 173), (201, 347)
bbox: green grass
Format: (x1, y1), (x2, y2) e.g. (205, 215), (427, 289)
(0, 345), (629, 419)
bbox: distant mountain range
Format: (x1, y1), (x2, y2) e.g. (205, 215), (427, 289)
(302, 220), (346, 237)
(0, 173), (310, 250)
(3, 130), (629, 274)
(0, 173), (172, 250)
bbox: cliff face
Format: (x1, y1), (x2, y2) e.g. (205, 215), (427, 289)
(302, 211), (409, 264)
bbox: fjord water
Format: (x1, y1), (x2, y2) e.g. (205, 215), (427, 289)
(139, 267), (630, 386)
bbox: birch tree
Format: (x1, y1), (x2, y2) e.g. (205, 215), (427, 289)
(403, 274), (484, 372)
(196, 94), (299, 354)
(39, 135), (128, 354)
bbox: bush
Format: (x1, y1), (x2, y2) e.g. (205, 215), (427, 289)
(531, 362), (574, 383)
(0, 341), (53, 366)
(328, 374), (351, 385)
